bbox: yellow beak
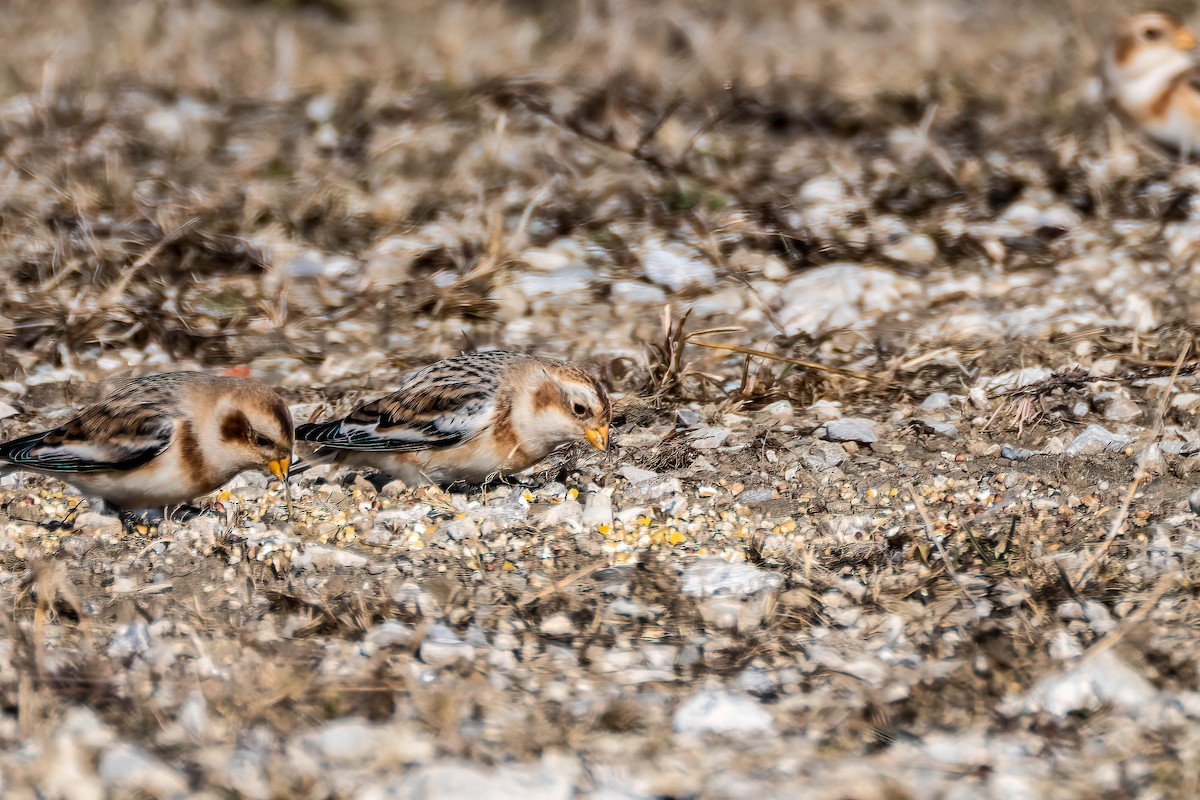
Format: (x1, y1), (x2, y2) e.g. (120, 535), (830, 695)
(585, 424), (609, 453)
(268, 457), (294, 518)
(1177, 28), (1197, 50)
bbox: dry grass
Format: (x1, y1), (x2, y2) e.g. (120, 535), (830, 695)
(4, 0), (1200, 796)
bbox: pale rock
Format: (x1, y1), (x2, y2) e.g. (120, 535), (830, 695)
(673, 690), (773, 735)
(420, 623), (476, 667)
(74, 511), (123, 537)
(641, 245), (717, 292)
(293, 545), (370, 571)
(626, 477), (684, 502)
(619, 465), (659, 483)
(582, 490), (613, 529)
(919, 392), (951, 411)
(688, 427), (732, 449)
(807, 399), (843, 420)
(822, 417), (878, 444)
(1066, 425), (1134, 456)
(883, 233), (938, 266)
(610, 280), (667, 306)
(363, 756), (576, 800)
(760, 400), (794, 419)
(1101, 394), (1141, 422)
(1004, 650), (1156, 719)
(780, 264), (920, 334)
(98, 744), (187, 796)
(539, 613), (575, 636)
(541, 497), (583, 527)
(680, 559), (783, 597)
(362, 621), (416, 655)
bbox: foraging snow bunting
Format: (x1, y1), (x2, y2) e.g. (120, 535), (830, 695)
(1103, 11), (1200, 153)
(296, 350), (611, 485)
(0, 372), (294, 512)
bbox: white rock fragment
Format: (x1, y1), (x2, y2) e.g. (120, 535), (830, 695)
(419, 623), (476, 667)
(1066, 425), (1134, 456)
(619, 465), (659, 483)
(821, 417), (879, 444)
(641, 245), (717, 292)
(363, 757), (576, 800)
(680, 558), (783, 597)
(673, 690), (773, 735)
(582, 490), (613, 529)
(362, 620), (416, 655)
(539, 613), (575, 636)
(780, 264), (920, 334)
(919, 392), (951, 411)
(98, 743), (188, 796)
(74, 511), (123, 537)
(292, 545), (370, 571)
(1101, 393), (1141, 422)
(0, 401), (17, 419)
(1004, 650), (1156, 719)
(541, 497), (583, 527)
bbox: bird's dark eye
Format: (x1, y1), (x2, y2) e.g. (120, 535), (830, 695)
(251, 433), (274, 448)
(1145, 27), (1164, 41)
(572, 402), (588, 417)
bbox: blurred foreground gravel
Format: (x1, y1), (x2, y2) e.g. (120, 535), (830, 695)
(4, 0), (1200, 797)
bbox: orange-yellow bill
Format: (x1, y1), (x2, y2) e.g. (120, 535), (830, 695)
(585, 424), (609, 453)
(268, 457), (294, 518)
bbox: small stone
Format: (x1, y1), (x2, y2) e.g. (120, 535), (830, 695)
(440, 517), (479, 541)
(1000, 445), (1039, 461)
(1003, 650), (1155, 719)
(688, 427), (732, 449)
(541, 497), (583, 527)
(0, 401), (18, 419)
(760, 400), (794, 420)
(619, 465), (659, 483)
(796, 440), (846, 472)
(916, 418), (958, 437)
(419, 623), (475, 667)
(680, 559), (783, 597)
(539, 613), (575, 636)
(74, 511), (122, 537)
(1101, 393), (1142, 422)
(673, 690), (772, 735)
(919, 392), (951, 411)
(821, 417), (878, 444)
(1066, 425), (1134, 456)
(642, 246), (717, 292)
(807, 400), (843, 421)
(293, 545), (370, 571)
(362, 621), (416, 655)
(736, 487), (775, 504)
(98, 744), (187, 796)
(610, 280), (668, 305)
(582, 490), (613, 529)
(381, 479), (410, 497)
(626, 477), (684, 502)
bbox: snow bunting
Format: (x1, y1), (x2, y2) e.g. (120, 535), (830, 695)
(296, 350), (611, 485)
(1103, 11), (1200, 153)
(0, 372), (294, 512)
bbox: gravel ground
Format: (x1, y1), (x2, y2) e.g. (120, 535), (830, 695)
(4, 0), (1200, 797)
